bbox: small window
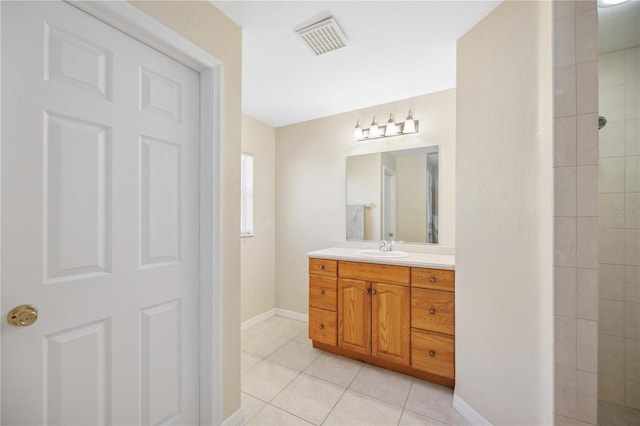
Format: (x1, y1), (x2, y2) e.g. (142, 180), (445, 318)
(241, 152), (254, 237)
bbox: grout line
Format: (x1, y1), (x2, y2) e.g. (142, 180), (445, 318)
(319, 384), (348, 425)
(402, 379), (414, 410)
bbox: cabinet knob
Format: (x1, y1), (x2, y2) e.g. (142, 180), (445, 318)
(429, 276), (436, 283)
(319, 265), (325, 270)
(364, 288), (370, 294)
(319, 324), (325, 330)
(429, 308), (436, 315)
(320, 289), (325, 295)
(429, 351), (435, 357)
(371, 289), (377, 295)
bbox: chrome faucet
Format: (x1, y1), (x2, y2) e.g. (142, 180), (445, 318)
(378, 240), (394, 252)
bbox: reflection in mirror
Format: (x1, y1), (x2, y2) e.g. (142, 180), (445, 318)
(346, 146), (438, 244)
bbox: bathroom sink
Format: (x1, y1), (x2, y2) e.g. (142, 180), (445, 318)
(354, 250), (409, 258)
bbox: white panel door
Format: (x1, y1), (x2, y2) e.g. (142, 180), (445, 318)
(1, 1), (200, 424)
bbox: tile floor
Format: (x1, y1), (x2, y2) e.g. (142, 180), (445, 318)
(241, 315), (468, 426)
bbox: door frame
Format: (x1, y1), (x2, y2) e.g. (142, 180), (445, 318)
(0, 1), (224, 424)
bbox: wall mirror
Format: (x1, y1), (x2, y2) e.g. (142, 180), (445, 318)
(346, 146), (438, 244)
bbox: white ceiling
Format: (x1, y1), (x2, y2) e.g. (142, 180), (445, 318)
(212, 1), (501, 127)
(599, 0), (640, 54)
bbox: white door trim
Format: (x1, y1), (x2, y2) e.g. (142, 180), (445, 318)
(0, 1), (224, 423)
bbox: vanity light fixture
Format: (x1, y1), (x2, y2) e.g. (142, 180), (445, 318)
(353, 110), (419, 141)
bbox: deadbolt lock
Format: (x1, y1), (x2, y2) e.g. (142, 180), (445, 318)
(7, 304), (38, 327)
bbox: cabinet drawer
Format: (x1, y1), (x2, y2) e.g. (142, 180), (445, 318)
(411, 329), (455, 379)
(411, 268), (455, 292)
(309, 275), (337, 311)
(411, 288), (454, 335)
(309, 307), (337, 346)
(309, 258), (337, 277)
(339, 261), (409, 285)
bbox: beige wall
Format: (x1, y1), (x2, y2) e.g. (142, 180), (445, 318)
(241, 115), (276, 322)
(346, 153), (382, 240)
(130, 1), (242, 420)
(397, 155), (427, 242)
(456, 1), (553, 424)
(276, 90), (455, 315)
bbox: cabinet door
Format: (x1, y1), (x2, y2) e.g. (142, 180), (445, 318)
(338, 278), (371, 355)
(372, 283), (410, 365)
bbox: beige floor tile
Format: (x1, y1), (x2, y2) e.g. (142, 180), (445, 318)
(267, 341), (321, 371)
(241, 351), (263, 373)
(247, 404), (313, 426)
(399, 409), (449, 426)
(304, 352), (364, 387)
(241, 360), (299, 402)
(323, 390), (403, 426)
(254, 315), (308, 340)
(271, 374), (345, 425)
(292, 329), (313, 346)
(405, 380), (468, 426)
(349, 364), (413, 407)
(241, 392), (266, 423)
(241, 328), (289, 358)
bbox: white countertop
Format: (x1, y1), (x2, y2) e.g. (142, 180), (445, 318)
(307, 247), (455, 270)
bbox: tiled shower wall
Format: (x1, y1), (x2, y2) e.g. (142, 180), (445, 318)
(554, 1), (600, 424)
(598, 46), (640, 410)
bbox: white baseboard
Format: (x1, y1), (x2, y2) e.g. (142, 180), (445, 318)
(222, 407), (245, 426)
(241, 308), (308, 330)
(453, 393), (491, 426)
(241, 309), (275, 330)
(275, 308), (308, 323)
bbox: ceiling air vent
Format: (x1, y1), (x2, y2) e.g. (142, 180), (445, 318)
(295, 17), (347, 56)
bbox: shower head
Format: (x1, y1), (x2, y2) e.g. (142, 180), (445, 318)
(599, 116), (607, 130)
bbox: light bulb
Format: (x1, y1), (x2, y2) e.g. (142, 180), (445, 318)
(402, 110), (416, 134)
(353, 119), (363, 140)
(369, 117), (380, 138)
(385, 114), (397, 136)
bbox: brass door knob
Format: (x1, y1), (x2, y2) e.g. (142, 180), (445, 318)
(7, 304), (38, 327)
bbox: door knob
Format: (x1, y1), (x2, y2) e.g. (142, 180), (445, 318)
(7, 304), (38, 327)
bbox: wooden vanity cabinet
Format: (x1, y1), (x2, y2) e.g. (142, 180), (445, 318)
(337, 276), (411, 365)
(309, 258), (455, 387)
(308, 258), (338, 346)
(410, 267), (456, 380)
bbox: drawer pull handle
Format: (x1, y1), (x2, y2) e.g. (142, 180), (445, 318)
(429, 351), (435, 357)
(429, 308), (436, 315)
(429, 277), (436, 283)
(319, 324), (325, 330)
(319, 265), (325, 270)
(320, 289), (325, 295)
